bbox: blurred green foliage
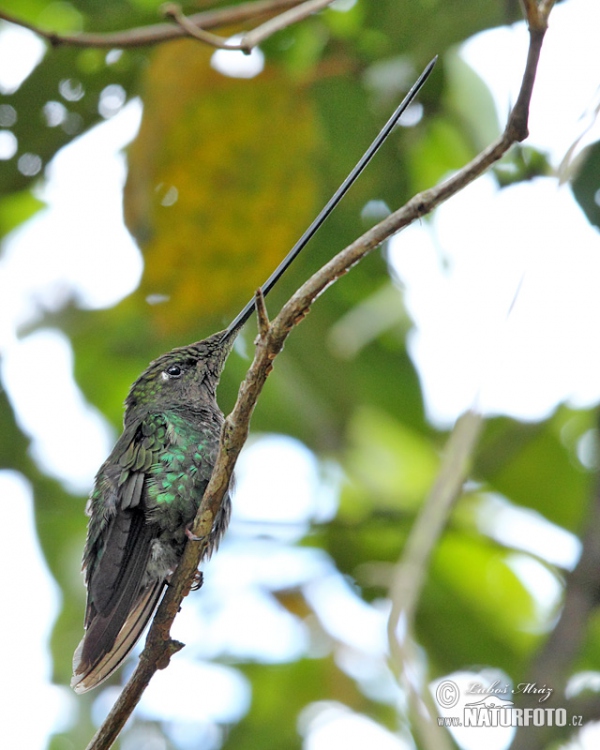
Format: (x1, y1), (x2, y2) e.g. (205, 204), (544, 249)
(572, 138), (600, 230)
(1, 1), (598, 750)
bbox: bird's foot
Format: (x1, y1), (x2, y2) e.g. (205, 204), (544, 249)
(185, 526), (203, 542)
(165, 568), (203, 592)
(191, 570), (204, 591)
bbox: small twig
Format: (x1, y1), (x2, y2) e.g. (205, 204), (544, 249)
(0, 0), (309, 49)
(386, 411), (484, 750)
(387, 411), (484, 635)
(254, 289), (270, 340)
(84, 1), (554, 746)
(164, 0), (334, 53)
(162, 3), (240, 50)
(240, 0), (334, 51)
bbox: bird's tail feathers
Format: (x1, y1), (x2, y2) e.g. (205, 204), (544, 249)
(71, 580), (164, 694)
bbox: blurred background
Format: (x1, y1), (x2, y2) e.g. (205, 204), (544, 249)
(1, 0), (600, 748)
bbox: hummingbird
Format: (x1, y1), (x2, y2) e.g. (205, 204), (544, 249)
(71, 330), (237, 693)
(71, 59), (436, 693)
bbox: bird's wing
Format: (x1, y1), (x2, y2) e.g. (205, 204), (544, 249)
(71, 415), (170, 693)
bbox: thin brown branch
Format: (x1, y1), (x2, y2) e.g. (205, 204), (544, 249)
(164, 0), (334, 53)
(162, 3), (240, 49)
(85, 1), (553, 747)
(386, 410), (484, 750)
(0, 0), (309, 48)
(388, 412), (484, 636)
(239, 0), (334, 51)
(510, 1), (555, 138)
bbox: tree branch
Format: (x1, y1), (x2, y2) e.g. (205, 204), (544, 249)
(85, 1), (554, 747)
(0, 0), (313, 49)
(387, 411), (484, 750)
(164, 0), (334, 54)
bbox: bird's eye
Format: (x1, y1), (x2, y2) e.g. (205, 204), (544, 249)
(165, 364), (182, 378)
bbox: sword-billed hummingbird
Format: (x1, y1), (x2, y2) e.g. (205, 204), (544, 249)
(71, 59), (436, 693)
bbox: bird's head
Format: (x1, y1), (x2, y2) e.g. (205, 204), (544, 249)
(125, 329), (237, 415)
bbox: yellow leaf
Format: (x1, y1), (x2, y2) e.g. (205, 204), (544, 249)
(125, 40), (320, 333)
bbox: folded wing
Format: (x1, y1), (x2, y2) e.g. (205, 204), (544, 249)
(72, 417), (168, 693)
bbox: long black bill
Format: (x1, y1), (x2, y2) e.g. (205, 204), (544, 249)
(221, 55), (437, 344)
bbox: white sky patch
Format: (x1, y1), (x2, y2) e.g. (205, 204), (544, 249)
(0, 22), (45, 93)
(207, 539), (332, 592)
(211, 36), (264, 79)
(299, 702), (411, 750)
(0, 128), (17, 159)
(303, 573), (388, 657)
(0, 100), (143, 349)
(330, 0), (358, 11)
(0, 472), (73, 744)
(505, 554), (563, 625)
(137, 660), (251, 723)
(1, 329), (114, 493)
(476, 493), (581, 570)
(232, 436), (337, 540)
(335, 645), (399, 704)
(173, 543), (330, 662)
(187, 586), (309, 662)
(390, 175), (600, 426)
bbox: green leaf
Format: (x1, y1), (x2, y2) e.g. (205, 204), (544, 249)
(420, 532), (541, 677)
(124, 41), (321, 330)
(342, 405), (440, 515)
(0, 189), (45, 237)
(476, 410), (593, 532)
(572, 139), (600, 230)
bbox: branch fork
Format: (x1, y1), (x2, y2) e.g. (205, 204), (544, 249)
(163, 0), (335, 54)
